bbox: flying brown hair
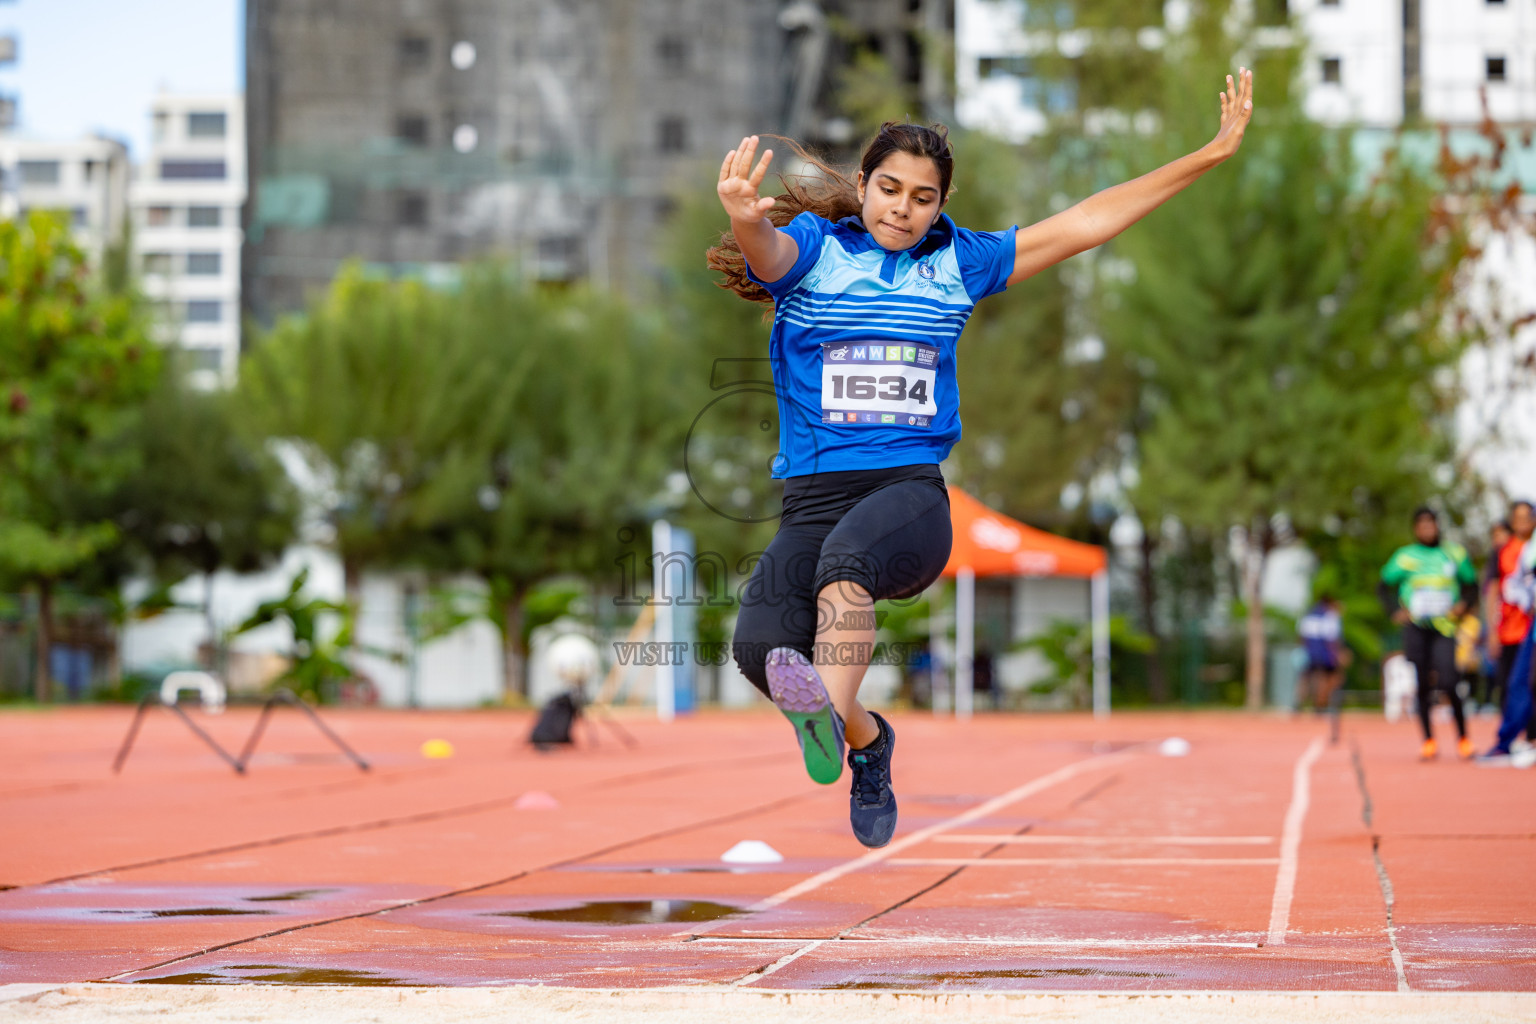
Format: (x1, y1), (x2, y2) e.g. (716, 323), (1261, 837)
(706, 122), (954, 308)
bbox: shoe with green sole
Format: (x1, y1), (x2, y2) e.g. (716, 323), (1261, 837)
(765, 647), (845, 785)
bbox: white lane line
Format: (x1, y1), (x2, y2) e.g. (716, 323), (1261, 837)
(728, 939), (825, 987)
(687, 749), (1137, 936)
(697, 936), (1265, 949)
(891, 857), (1280, 867)
(932, 834), (1276, 845)
(1265, 736), (1326, 947)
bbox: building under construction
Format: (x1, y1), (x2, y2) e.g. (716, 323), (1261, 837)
(243, 0), (950, 324)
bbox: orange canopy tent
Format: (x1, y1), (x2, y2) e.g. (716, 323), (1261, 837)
(943, 487), (1106, 580)
(938, 488), (1111, 718)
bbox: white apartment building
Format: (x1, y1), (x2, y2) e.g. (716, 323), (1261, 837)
(1300, 0), (1536, 125)
(0, 134), (129, 263)
(956, 0), (1536, 137)
(130, 93), (246, 387)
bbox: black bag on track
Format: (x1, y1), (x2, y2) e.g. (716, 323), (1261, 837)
(529, 692), (581, 748)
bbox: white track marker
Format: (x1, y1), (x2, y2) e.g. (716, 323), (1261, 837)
(687, 749), (1138, 936)
(1265, 736), (1325, 946)
(932, 834), (1275, 845)
(891, 857), (1279, 867)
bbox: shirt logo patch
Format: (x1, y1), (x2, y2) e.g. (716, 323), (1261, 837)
(918, 262), (936, 280)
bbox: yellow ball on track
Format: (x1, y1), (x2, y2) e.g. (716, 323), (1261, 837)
(421, 739), (454, 759)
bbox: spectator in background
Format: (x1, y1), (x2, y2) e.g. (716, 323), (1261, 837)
(1297, 595), (1345, 713)
(1379, 507), (1478, 761)
(1479, 520), (1512, 712)
(1487, 502), (1534, 717)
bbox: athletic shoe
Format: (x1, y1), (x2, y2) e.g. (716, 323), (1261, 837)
(1419, 739), (1438, 761)
(765, 647), (845, 785)
(1514, 746), (1536, 770)
(1457, 738), (1475, 760)
(1477, 744), (1513, 765)
(847, 712), (898, 848)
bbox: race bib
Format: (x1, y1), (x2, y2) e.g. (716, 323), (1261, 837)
(821, 342), (939, 428)
(1503, 572), (1535, 611)
(1408, 588), (1454, 620)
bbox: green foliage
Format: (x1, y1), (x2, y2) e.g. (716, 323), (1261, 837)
(229, 568), (352, 702)
(1011, 614), (1152, 707)
(0, 212), (161, 587)
(241, 263), (684, 693)
(109, 365), (298, 582)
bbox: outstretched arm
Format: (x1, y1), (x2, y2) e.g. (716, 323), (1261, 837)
(1007, 68), (1254, 286)
(718, 135), (799, 285)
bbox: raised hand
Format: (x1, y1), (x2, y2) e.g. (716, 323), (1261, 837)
(1210, 67), (1254, 161)
(718, 135), (777, 224)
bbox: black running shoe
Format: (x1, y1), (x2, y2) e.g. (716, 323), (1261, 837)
(848, 713), (897, 848)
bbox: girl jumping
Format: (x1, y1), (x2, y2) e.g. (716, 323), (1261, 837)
(714, 69), (1254, 848)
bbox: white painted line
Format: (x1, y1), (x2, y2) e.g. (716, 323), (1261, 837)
(891, 857), (1281, 867)
(686, 749), (1138, 936)
(697, 939), (1271, 951)
(728, 939), (824, 986)
(696, 935), (1267, 949)
(932, 834), (1276, 845)
(1265, 736), (1326, 946)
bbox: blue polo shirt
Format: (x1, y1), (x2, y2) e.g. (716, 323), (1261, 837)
(747, 211), (1016, 478)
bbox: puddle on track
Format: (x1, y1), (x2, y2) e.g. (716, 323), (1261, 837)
(823, 967), (1177, 989)
(489, 900), (743, 925)
(244, 889), (336, 902)
(139, 966), (411, 987)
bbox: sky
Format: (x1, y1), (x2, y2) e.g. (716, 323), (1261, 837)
(0, 0), (242, 161)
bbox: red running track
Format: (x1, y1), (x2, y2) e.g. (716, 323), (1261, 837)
(0, 705), (1531, 993)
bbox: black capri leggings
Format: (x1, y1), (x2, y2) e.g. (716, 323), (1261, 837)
(732, 464), (952, 698)
(1402, 622), (1466, 741)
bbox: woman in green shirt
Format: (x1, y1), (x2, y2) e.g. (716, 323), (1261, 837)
(1379, 507), (1479, 760)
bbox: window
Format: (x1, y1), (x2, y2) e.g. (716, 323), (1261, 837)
(142, 252), (173, 275)
(399, 35), (430, 72)
(396, 114), (429, 147)
(18, 160), (60, 185)
(186, 300), (222, 323)
(187, 112), (227, 138)
(186, 252), (221, 275)
(658, 116), (688, 154)
(396, 191), (428, 227)
(1321, 57), (1342, 84)
(187, 205), (221, 228)
(71, 207), (88, 228)
(1487, 56), (1507, 82)
(657, 36), (689, 72)
(82, 159), (98, 182)
(160, 160), (226, 180)
(146, 205), (174, 227)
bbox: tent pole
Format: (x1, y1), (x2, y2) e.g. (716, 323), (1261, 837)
(956, 566), (975, 720)
(1091, 569), (1110, 719)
